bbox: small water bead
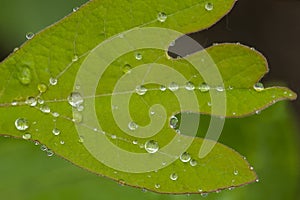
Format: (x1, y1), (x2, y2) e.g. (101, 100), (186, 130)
(128, 121), (138, 131)
(175, 129), (181, 134)
(185, 81), (195, 91)
(18, 66), (31, 85)
(122, 64), (132, 74)
(25, 96), (37, 107)
(11, 100), (18, 106)
(60, 140), (65, 145)
(155, 184), (161, 189)
(159, 85), (167, 91)
(135, 53), (143, 60)
(37, 98), (44, 104)
(72, 55), (79, 62)
(77, 105), (84, 112)
(73, 111), (83, 123)
(228, 186), (235, 191)
(255, 178), (260, 183)
(111, 135), (117, 139)
(205, 2), (214, 11)
(132, 140), (138, 145)
(73, 7), (79, 12)
(180, 152), (191, 163)
(40, 105), (51, 113)
(201, 193), (208, 197)
(199, 82), (210, 92)
(38, 83), (47, 93)
(250, 166), (254, 170)
(216, 86), (225, 92)
(169, 116), (179, 129)
(13, 47), (19, 52)
(144, 140), (159, 153)
(135, 85), (147, 95)
(190, 159), (198, 167)
(26, 32), (35, 40)
(157, 12), (167, 22)
(78, 136), (84, 143)
(40, 145), (48, 151)
(234, 170), (239, 175)
(49, 77), (58, 85)
(52, 112), (60, 118)
(52, 128), (61, 136)
(22, 133), (31, 140)
(168, 82), (179, 91)
(15, 118), (29, 131)
(253, 82), (264, 92)
(68, 92), (84, 108)
(47, 150), (54, 157)
(170, 173), (178, 181)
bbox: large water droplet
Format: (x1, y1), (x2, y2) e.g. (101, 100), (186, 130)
(185, 81), (195, 91)
(205, 3), (214, 11)
(40, 105), (51, 113)
(144, 140), (159, 153)
(68, 92), (84, 108)
(52, 128), (61, 136)
(157, 12), (167, 22)
(198, 82), (210, 92)
(26, 32), (35, 40)
(168, 82), (179, 91)
(38, 83), (48, 93)
(169, 116), (179, 129)
(135, 85), (147, 95)
(18, 66), (31, 85)
(128, 121), (138, 131)
(25, 96), (37, 107)
(15, 118), (29, 131)
(170, 173), (178, 181)
(180, 152), (191, 163)
(49, 77), (58, 85)
(253, 83), (264, 92)
(122, 64), (132, 74)
(22, 133), (31, 140)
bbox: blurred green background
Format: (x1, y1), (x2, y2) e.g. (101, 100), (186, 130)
(0, 0), (299, 200)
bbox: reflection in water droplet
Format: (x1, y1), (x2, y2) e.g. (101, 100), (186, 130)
(38, 83), (48, 93)
(170, 173), (178, 181)
(180, 152), (191, 163)
(15, 118), (29, 131)
(253, 83), (264, 92)
(169, 116), (179, 129)
(144, 140), (159, 153)
(157, 12), (167, 22)
(52, 128), (61, 136)
(128, 121), (138, 131)
(205, 2), (214, 11)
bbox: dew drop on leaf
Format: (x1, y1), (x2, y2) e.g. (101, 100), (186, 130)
(15, 118), (29, 131)
(190, 159), (198, 167)
(122, 64), (132, 74)
(135, 85), (147, 95)
(159, 85), (167, 91)
(40, 105), (51, 113)
(168, 82), (179, 91)
(49, 77), (58, 85)
(25, 32), (35, 40)
(52, 128), (61, 136)
(198, 82), (210, 92)
(144, 140), (159, 153)
(185, 81), (195, 91)
(25, 96), (37, 107)
(253, 82), (264, 92)
(37, 83), (48, 93)
(22, 133), (31, 140)
(205, 2), (214, 11)
(68, 92), (84, 108)
(128, 121), (138, 131)
(18, 66), (31, 85)
(180, 152), (191, 163)
(135, 53), (143, 60)
(157, 12), (167, 22)
(169, 116), (179, 129)
(216, 86), (224, 92)
(170, 173), (178, 181)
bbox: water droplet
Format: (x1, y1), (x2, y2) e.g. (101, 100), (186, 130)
(157, 12), (167, 22)
(47, 149), (54, 157)
(78, 136), (84, 143)
(255, 110), (261, 115)
(18, 66), (31, 85)
(122, 64), (132, 74)
(68, 92), (84, 108)
(250, 166), (254, 170)
(180, 152), (191, 163)
(199, 82), (210, 92)
(25, 96), (37, 107)
(190, 159), (198, 166)
(155, 184), (161, 189)
(201, 193), (208, 197)
(52, 128), (61, 136)
(169, 116), (179, 129)
(228, 186), (235, 191)
(205, 2), (214, 11)
(185, 81), (195, 91)
(159, 85), (167, 91)
(26, 32), (35, 40)
(77, 105), (84, 112)
(72, 55), (79, 62)
(13, 47), (19, 52)
(135, 53), (143, 60)
(228, 86), (234, 90)
(132, 140), (138, 145)
(111, 135), (117, 139)
(135, 85), (147, 95)
(37, 98), (44, 104)
(175, 129), (181, 134)
(11, 101), (18, 106)
(49, 77), (58, 85)
(73, 7), (79, 12)
(234, 170), (239, 175)
(253, 83), (264, 92)
(144, 140), (159, 153)
(15, 118), (29, 131)
(128, 121), (138, 131)
(168, 82), (179, 91)
(255, 178), (260, 183)
(52, 112), (60, 118)
(60, 140), (65, 145)
(40, 145), (48, 151)
(40, 105), (51, 113)
(216, 86), (224, 92)
(170, 173), (178, 181)
(73, 111), (83, 123)
(22, 133), (31, 140)
(38, 83), (48, 93)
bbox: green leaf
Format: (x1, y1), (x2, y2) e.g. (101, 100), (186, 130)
(0, 0), (296, 194)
